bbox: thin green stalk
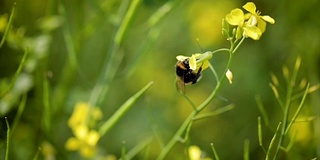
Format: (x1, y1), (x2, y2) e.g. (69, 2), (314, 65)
(232, 36), (246, 54)
(157, 47), (236, 159)
(43, 78), (51, 132)
(156, 112), (195, 160)
(89, 0), (141, 106)
(11, 93), (27, 133)
(181, 94), (197, 110)
(243, 139), (250, 160)
(53, 4), (79, 113)
(258, 116), (267, 153)
(152, 126), (165, 149)
(1, 48), (28, 97)
(121, 141), (127, 160)
(0, 2), (16, 48)
(255, 95), (270, 126)
(273, 58), (301, 159)
(193, 104), (234, 121)
(211, 143), (220, 160)
(182, 120), (193, 143)
(123, 137), (152, 160)
(210, 63), (220, 83)
(266, 122), (282, 160)
(32, 148), (41, 160)
(5, 117), (10, 160)
(98, 81), (153, 136)
(285, 83), (310, 134)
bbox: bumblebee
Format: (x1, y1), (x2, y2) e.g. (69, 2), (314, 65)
(175, 58), (202, 93)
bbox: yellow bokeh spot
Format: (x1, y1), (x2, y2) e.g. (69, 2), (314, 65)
(68, 102), (90, 128)
(289, 121), (312, 146)
(188, 1), (234, 47)
(189, 145), (202, 160)
(65, 102), (102, 158)
(41, 141), (56, 159)
(86, 130), (101, 146)
(0, 14), (8, 33)
(80, 145), (96, 158)
(65, 137), (82, 151)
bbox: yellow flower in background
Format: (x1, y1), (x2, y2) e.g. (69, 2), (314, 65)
(243, 2), (275, 33)
(65, 125), (100, 157)
(0, 14), (8, 33)
(188, 145), (212, 160)
(68, 102), (103, 129)
(41, 141), (56, 160)
(225, 2), (275, 40)
(68, 102), (89, 128)
(66, 102), (102, 158)
(288, 119), (312, 147)
(188, 1), (233, 47)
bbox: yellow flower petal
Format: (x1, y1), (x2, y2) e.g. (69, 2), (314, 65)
(225, 8), (244, 26)
(80, 145), (96, 158)
(176, 55), (189, 61)
(201, 60), (209, 70)
(65, 137), (81, 151)
(86, 130), (100, 146)
(75, 125), (89, 140)
(243, 26), (262, 40)
(246, 15), (258, 26)
(189, 54), (197, 71)
(68, 102), (90, 128)
(257, 19), (267, 33)
(261, 15), (275, 24)
(243, 2), (256, 14)
(188, 145), (202, 160)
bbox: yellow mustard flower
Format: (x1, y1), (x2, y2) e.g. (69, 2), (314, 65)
(226, 8), (261, 40)
(188, 145), (212, 160)
(41, 141), (56, 160)
(225, 2), (275, 40)
(176, 51), (212, 73)
(66, 102), (102, 158)
(0, 14), (8, 33)
(243, 2), (275, 33)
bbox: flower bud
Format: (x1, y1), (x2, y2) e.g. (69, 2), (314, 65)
(226, 69), (233, 84)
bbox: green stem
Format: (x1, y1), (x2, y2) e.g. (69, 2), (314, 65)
(89, 0), (141, 106)
(0, 2), (16, 48)
(5, 117), (10, 160)
(0, 48), (28, 97)
(98, 81), (153, 136)
(273, 58), (300, 159)
(157, 44), (238, 159)
(232, 37), (246, 54)
(285, 83), (310, 134)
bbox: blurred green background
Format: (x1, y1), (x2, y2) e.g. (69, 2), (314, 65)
(0, 0), (319, 159)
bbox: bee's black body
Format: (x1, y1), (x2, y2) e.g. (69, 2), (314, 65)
(175, 58), (202, 85)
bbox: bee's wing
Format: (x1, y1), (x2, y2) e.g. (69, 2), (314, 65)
(176, 77), (185, 94)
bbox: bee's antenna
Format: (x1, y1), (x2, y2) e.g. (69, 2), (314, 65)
(196, 38), (204, 53)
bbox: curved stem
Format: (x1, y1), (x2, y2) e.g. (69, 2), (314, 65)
(157, 43), (238, 159)
(232, 37), (246, 54)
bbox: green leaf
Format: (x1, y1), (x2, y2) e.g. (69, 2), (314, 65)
(98, 81), (153, 136)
